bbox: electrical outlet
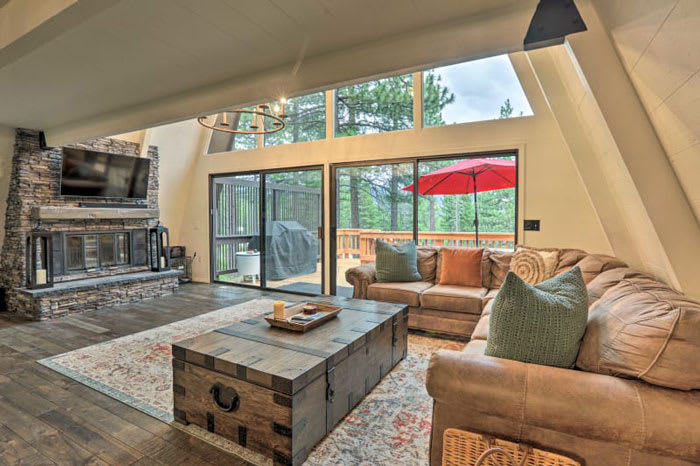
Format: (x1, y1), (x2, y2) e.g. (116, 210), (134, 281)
(524, 219), (540, 231)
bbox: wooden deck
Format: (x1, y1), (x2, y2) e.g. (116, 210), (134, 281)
(266, 257), (360, 290)
(0, 283), (311, 466)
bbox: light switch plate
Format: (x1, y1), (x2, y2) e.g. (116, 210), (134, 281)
(524, 219), (540, 231)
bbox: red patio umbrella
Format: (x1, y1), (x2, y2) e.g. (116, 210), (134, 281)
(403, 158), (516, 244)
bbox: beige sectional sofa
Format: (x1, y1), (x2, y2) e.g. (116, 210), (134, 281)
(345, 247), (623, 339)
(349, 246), (700, 465)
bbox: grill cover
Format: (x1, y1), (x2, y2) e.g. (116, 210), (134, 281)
(248, 221), (318, 280)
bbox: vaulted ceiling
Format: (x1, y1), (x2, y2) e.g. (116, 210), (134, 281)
(0, 0), (536, 143)
(594, 0), (700, 221)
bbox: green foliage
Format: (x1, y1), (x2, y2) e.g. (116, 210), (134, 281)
(500, 98), (514, 119)
(265, 92), (326, 146)
(423, 71), (456, 127)
(336, 74), (414, 136)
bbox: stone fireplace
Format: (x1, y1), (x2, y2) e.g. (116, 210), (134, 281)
(0, 129), (180, 320)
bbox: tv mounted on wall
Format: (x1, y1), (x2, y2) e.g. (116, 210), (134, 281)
(60, 148), (150, 199)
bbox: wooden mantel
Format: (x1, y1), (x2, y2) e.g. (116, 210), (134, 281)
(32, 206), (160, 220)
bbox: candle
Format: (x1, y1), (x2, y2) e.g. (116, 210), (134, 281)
(160, 256), (165, 269)
(36, 269), (47, 285)
(274, 301), (285, 320)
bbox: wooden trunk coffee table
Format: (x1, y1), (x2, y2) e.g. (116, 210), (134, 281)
(172, 297), (408, 466)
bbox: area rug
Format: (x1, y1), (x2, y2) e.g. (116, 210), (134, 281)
(39, 298), (462, 465)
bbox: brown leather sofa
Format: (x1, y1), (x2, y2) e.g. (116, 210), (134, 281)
(345, 247), (511, 338)
(426, 254), (700, 465)
(345, 247), (623, 339)
(349, 247), (700, 464)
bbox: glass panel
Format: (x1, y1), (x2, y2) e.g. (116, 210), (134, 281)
(335, 163), (413, 296)
(264, 169), (323, 294)
(423, 54), (533, 127)
(86, 235), (100, 269)
(417, 156), (516, 250)
(116, 232), (130, 265)
(66, 236), (84, 270)
(264, 92), (326, 146)
(335, 74), (413, 137)
(212, 174), (261, 286)
(99, 234), (115, 266)
(206, 107), (259, 154)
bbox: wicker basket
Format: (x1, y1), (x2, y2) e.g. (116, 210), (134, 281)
(442, 428), (581, 466)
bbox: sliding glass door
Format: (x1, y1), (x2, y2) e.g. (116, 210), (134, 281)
(331, 152), (517, 295)
(211, 173), (261, 285)
(211, 168), (323, 294)
(417, 156), (516, 250)
(333, 162), (414, 297)
(263, 170), (323, 294)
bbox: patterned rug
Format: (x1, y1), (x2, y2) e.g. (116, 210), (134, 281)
(39, 298), (462, 465)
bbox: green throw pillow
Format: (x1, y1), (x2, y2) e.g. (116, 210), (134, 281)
(485, 266), (588, 368)
(375, 240), (422, 282)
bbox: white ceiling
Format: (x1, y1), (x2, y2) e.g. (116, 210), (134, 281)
(0, 0), (526, 134)
(594, 0), (700, 222)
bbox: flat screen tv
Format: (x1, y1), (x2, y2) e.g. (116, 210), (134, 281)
(60, 148), (150, 199)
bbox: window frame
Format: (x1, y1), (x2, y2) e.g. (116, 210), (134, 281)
(334, 73), (415, 138)
(420, 55), (534, 129)
(328, 149), (519, 295)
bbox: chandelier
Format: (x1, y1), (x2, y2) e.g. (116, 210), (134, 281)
(198, 99), (288, 135)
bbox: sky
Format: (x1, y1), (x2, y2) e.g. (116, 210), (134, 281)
(426, 54), (533, 125)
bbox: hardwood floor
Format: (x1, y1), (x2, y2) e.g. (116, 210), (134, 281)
(0, 283), (301, 466)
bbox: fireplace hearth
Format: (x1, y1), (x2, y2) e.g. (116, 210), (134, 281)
(0, 129), (180, 320)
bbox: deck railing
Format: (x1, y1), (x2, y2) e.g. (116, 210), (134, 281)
(336, 229), (515, 263)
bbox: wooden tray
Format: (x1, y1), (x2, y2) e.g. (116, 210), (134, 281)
(265, 302), (342, 332)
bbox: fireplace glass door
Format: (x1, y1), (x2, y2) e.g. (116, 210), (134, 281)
(99, 234), (116, 266)
(116, 233), (130, 264)
(66, 236), (84, 271)
(85, 235), (99, 268)
(64, 231), (132, 272)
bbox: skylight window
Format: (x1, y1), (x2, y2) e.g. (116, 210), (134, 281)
(423, 55), (533, 127)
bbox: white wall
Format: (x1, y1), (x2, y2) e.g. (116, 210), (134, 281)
(155, 53), (612, 290)
(0, 125), (13, 251)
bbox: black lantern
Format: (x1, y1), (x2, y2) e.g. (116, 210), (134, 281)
(26, 230), (53, 289)
(149, 224), (170, 271)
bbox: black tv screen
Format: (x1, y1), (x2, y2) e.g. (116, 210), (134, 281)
(60, 148), (150, 199)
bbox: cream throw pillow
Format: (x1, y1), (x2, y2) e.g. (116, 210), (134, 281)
(511, 246), (559, 284)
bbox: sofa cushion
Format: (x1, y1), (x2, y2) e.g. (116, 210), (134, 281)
(482, 288), (499, 307)
(420, 285), (486, 315)
(438, 247), (483, 287)
(435, 247), (491, 286)
(471, 314), (489, 341)
(510, 246), (560, 284)
(416, 247), (438, 283)
(367, 281), (433, 307)
(462, 339), (487, 355)
(486, 249), (512, 289)
(585, 267), (648, 306)
(554, 248), (588, 275)
(375, 240), (422, 282)
(577, 275), (700, 390)
(556, 253), (627, 284)
(481, 298), (495, 317)
(486, 267), (588, 368)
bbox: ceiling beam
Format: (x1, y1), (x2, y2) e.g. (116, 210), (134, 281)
(0, 0), (120, 70)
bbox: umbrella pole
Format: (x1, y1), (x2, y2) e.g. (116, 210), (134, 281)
(473, 173), (479, 247)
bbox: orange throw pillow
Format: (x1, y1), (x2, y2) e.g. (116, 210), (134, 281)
(439, 247), (483, 287)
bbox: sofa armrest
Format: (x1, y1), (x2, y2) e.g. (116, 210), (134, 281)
(345, 262), (377, 299)
(426, 350), (700, 460)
